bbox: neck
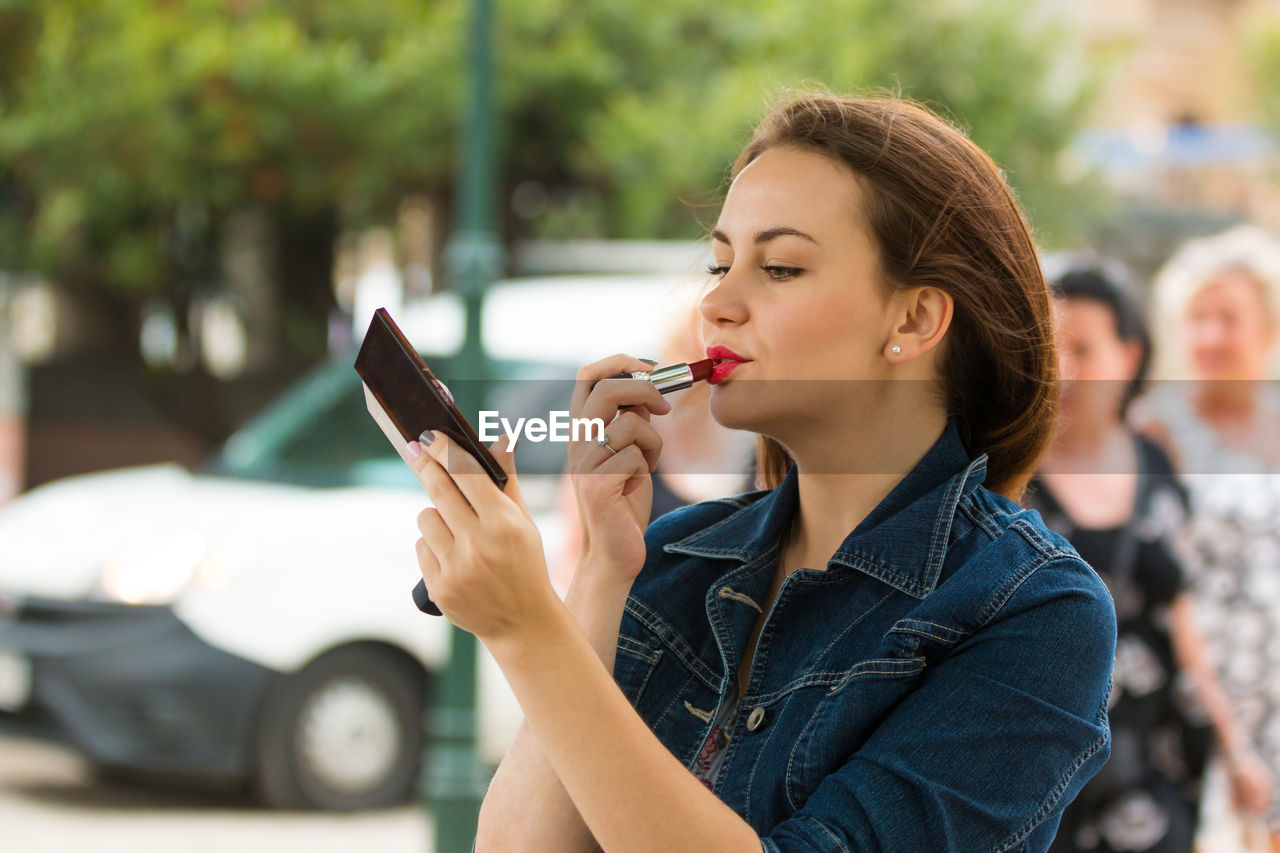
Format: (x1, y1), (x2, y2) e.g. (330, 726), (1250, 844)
(1044, 413), (1123, 461)
(778, 391), (948, 570)
(1194, 380), (1258, 418)
(1041, 418), (1130, 475)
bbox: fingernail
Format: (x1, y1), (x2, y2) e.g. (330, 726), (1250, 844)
(406, 441), (422, 460)
(639, 358), (658, 365)
(419, 430), (435, 445)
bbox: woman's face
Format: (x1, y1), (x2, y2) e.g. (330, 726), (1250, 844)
(1053, 297), (1141, 427)
(698, 145), (896, 436)
(1183, 270), (1277, 381)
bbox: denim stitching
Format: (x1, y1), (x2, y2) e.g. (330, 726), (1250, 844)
(622, 648), (663, 706)
(992, 723), (1110, 852)
(662, 500), (772, 558)
(751, 657), (925, 705)
(808, 590), (895, 671)
(807, 816), (851, 852)
(617, 634), (661, 664)
(826, 552), (931, 598)
(923, 467), (970, 591)
(705, 551), (781, 693)
(682, 700), (714, 723)
(624, 597), (721, 691)
(781, 656), (926, 809)
(892, 618), (970, 644)
(828, 657), (927, 694)
(977, 550), (1046, 627)
(958, 496), (1003, 540)
(718, 586), (764, 613)
(741, 692), (789, 824)
(1010, 518), (1076, 559)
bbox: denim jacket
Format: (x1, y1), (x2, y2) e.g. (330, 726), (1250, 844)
(614, 422), (1116, 852)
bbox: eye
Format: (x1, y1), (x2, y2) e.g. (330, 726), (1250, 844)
(762, 265), (802, 282)
(706, 263), (730, 278)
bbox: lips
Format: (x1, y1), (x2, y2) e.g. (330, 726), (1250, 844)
(704, 344), (752, 385)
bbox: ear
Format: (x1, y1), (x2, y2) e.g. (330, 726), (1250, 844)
(886, 286), (954, 360)
(1120, 339), (1145, 380)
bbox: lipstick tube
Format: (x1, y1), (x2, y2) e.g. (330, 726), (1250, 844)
(619, 363), (698, 394)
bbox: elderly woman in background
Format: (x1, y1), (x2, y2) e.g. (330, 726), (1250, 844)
(1133, 225), (1280, 851)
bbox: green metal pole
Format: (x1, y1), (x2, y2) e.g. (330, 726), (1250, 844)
(425, 0), (504, 849)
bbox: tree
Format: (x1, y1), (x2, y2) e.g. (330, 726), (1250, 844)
(0, 0), (1101, 374)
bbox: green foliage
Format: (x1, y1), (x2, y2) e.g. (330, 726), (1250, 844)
(1, 0), (460, 290)
(505, 0), (1104, 244)
(0, 0), (1101, 308)
(1249, 18), (1280, 131)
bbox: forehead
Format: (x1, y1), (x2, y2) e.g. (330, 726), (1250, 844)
(1191, 270), (1269, 311)
(1054, 298), (1117, 334)
(716, 146), (863, 236)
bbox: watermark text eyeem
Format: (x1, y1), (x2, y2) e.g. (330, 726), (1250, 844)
(478, 411), (605, 444)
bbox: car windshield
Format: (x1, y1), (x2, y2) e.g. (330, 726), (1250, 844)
(204, 352), (578, 489)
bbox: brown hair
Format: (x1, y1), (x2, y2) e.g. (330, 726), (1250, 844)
(730, 92), (1058, 502)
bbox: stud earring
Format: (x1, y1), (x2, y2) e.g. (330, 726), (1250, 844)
(890, 345), (902, 355)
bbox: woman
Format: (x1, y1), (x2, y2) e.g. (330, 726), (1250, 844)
(1027, 259), (1254, 853)
(405, 93), (1116, 851)
(1134, 225), (1280, 850)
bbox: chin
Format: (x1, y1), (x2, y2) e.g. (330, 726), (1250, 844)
(707, 383), (777, 432)
(707, 383), (809, 439)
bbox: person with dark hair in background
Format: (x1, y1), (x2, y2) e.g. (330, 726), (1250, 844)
(1029, 258), (1255, 853)
(404, 91), (1116, 851)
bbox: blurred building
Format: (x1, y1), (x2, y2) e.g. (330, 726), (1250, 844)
(1057, 0), (1280, 227)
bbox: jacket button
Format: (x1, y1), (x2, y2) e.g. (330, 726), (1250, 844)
(746, 706), (767, 732)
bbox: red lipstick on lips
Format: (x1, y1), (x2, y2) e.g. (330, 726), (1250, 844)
(605, 349), (749, 396)
(705, 344), (752, 384)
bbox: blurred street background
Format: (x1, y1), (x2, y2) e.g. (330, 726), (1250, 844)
(5, 0), (1280, 851)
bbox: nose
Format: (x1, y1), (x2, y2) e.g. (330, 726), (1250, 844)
(698, 270), (749, 329)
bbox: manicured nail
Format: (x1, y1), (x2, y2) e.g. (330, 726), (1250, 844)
(419, 429), (435, 445)
(639, 358), (658, 365)
(406, 441), (422, 460)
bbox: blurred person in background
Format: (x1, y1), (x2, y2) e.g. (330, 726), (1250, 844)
(1133, 225), (1280, 850)
(1029, 259), (1249, 853)
(550, 291), (757, 595)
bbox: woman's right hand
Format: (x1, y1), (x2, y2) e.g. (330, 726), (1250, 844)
(1228, 746), (1276, 816)
(566, 354), (671, 585)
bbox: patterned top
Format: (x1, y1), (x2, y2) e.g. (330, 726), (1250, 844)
(690, 693), (741, 790)
(1028, 435), (1211, 852)
(1141, 384), (1280, 830)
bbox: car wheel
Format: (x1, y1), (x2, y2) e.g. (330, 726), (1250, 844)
(254, 646), (427, 810)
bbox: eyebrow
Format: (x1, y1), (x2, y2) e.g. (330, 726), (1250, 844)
(710, 226), (818, 247)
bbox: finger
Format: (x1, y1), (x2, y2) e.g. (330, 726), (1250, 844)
(415, 537), (445, 603)
(577, 444), (649, 497)
(570, 354), (665, 416)
(488, 432), (529, 514)
(580, 377), (671, 424)
(409, 441), (477, 529)
(581, 411), (663, 472)
(420, 430), (504, 513)
(417, 506), (455, 557)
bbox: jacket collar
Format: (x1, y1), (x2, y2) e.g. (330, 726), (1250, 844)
(661, 421), (989, 599)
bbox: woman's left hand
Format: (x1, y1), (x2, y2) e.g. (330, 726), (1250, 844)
(407, 430), (558, 642)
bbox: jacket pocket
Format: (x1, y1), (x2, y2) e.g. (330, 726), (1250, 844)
(614, 632), (664, 707)
(783, 654), (928, 811)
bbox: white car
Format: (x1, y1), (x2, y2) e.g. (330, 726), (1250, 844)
(0, 272), (704, 810)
